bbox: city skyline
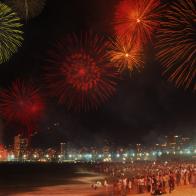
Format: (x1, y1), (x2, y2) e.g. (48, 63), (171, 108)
(0, 0), (195, 148)
(0, 133), (195, 163)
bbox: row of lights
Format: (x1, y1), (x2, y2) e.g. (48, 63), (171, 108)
(3, 148), (196, 161)
(67, 150), (196, 160)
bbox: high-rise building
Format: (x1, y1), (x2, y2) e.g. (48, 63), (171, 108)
(180, 137), (191, 147)
(0, 144), (8, 161)
(60, 142), (66, 160)
(14, 134), (28, 160)
(136, 144), (142, 153)
(164, 135), (191, 151)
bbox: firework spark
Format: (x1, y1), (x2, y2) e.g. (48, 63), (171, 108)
(0, 80), (44, 136)
(45, 32), (119, 111)
(114, 0), (160, 44)
(108, 36), (144, 72)
(156, 0), (196, 90)
(6, 0), (46, 20)
(0, 3), (23, 64)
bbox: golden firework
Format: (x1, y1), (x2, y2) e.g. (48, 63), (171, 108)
(108, 36), (143, 72)
(6, 0), (46, 20)
(0, 3), (23, 64)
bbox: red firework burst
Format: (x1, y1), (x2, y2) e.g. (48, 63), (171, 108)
(114, 0), (160, 44)
(156, 0), (196, 90)
(0, 80), (44, 136)
(45, 32), (119, 111)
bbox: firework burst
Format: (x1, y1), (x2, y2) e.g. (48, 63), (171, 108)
(0, 3), (23, 64)
(45, 32), (119, 111)
(114, 0), (160, 44)
(6, 0), (46, 20)
(108, 36), (144, 72)
(0, 80), (44, 136)
(156, 0), (196, 90)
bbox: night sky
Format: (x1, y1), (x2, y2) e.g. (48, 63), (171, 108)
(0, 0), (195, 148)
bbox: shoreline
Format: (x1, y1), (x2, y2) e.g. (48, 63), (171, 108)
(0, 170), (108, 196)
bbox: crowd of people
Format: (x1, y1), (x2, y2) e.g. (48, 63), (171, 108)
(91, 161), (196, 195)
